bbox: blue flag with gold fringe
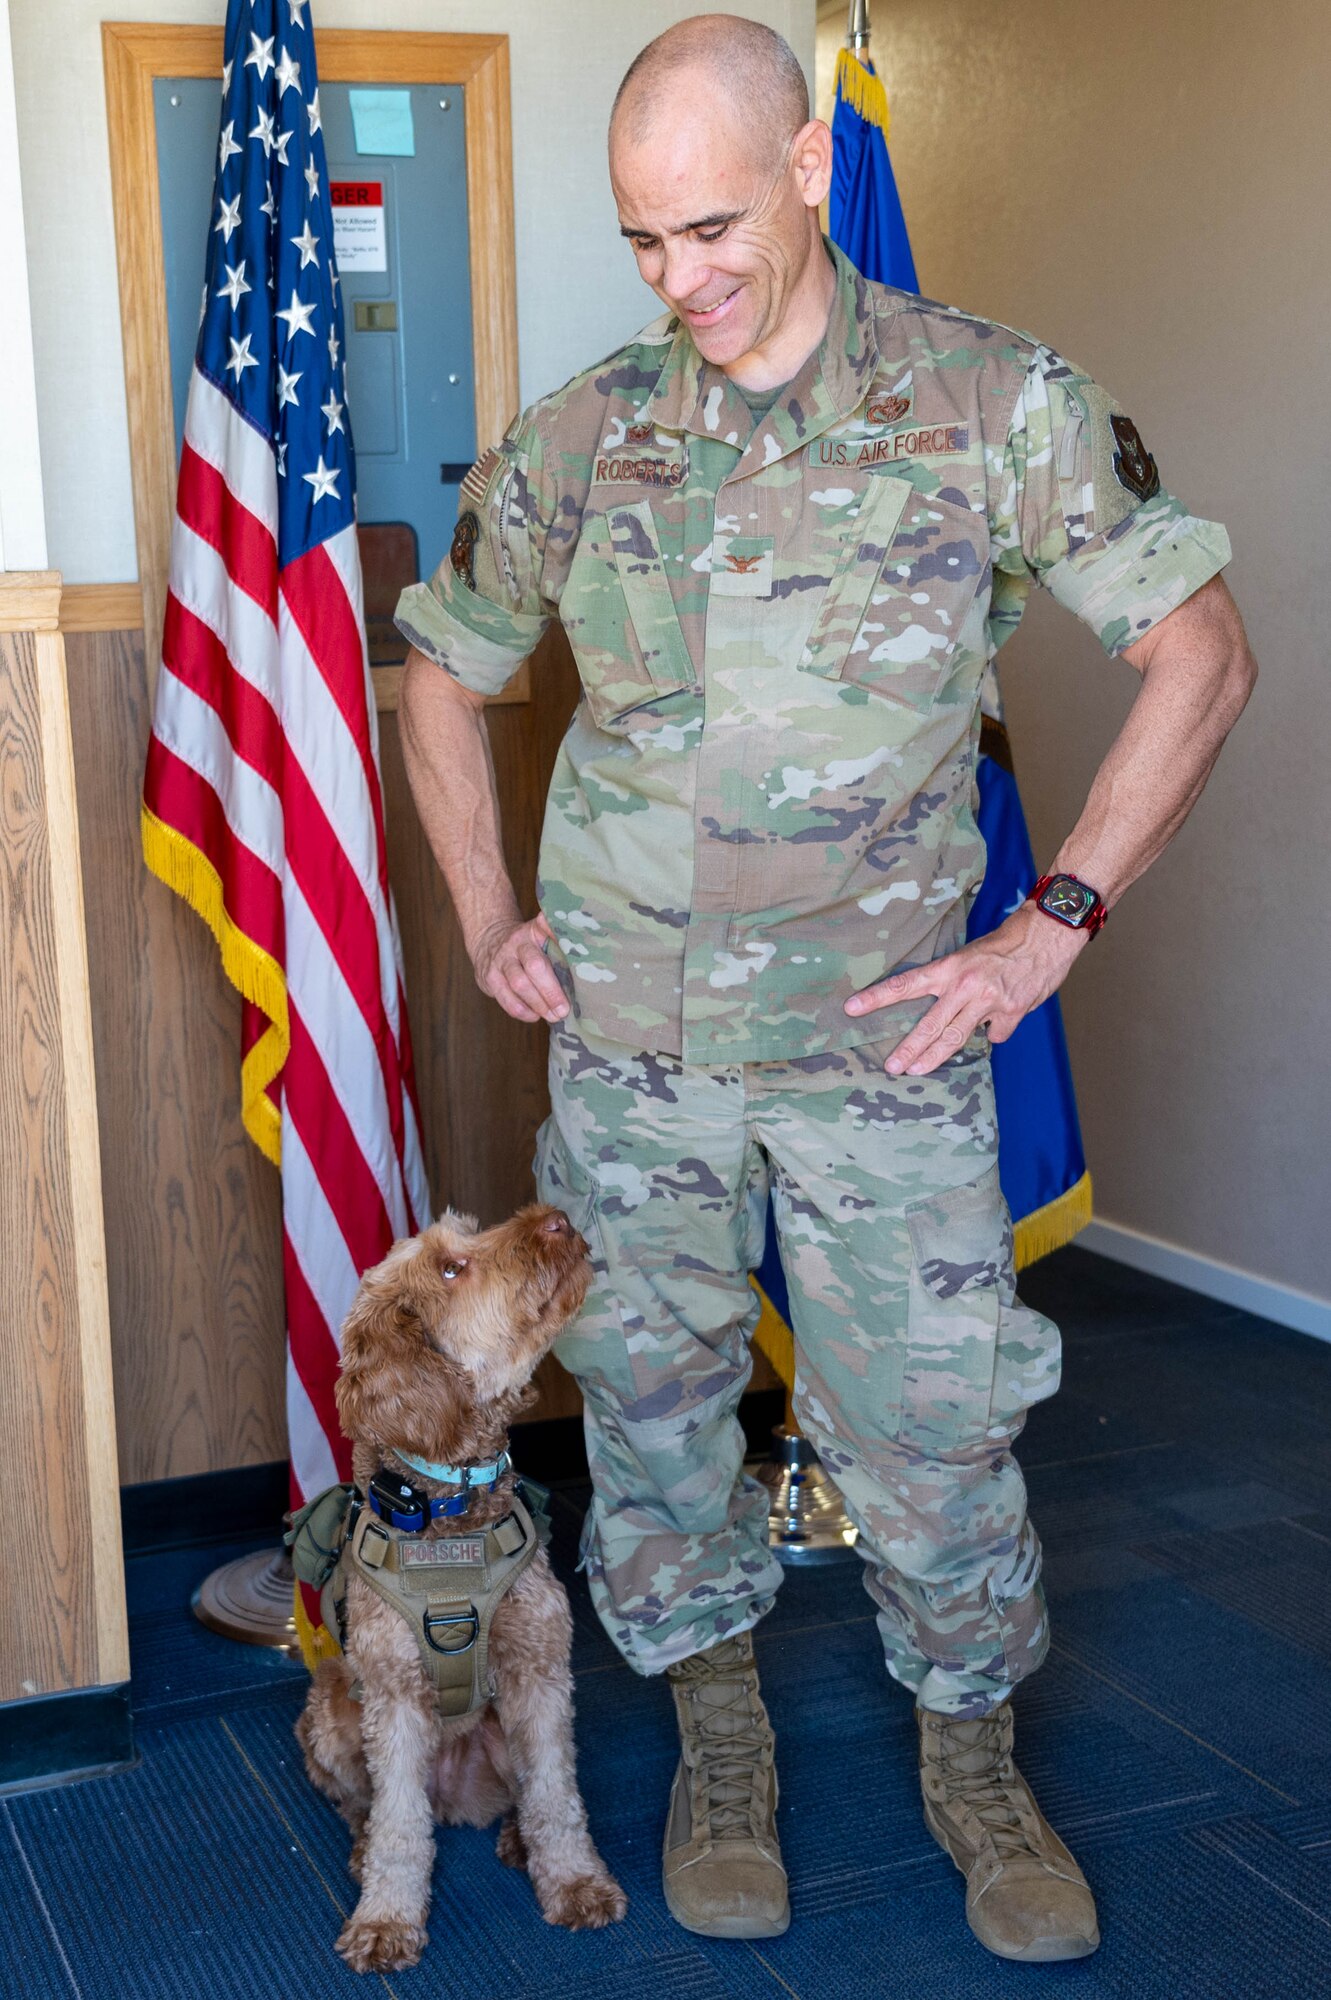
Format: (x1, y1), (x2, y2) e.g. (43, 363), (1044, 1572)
(751, 40), (1090, 1368)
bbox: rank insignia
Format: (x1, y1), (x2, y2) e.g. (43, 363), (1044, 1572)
(450, 510), (479, 590)
(867, 394), (911, 424)
(1110, 414), (1160, 501)
(624, 419), (656, 445)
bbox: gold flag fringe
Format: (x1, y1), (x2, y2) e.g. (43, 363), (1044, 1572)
(140, 805), (287, 1167)
(292, 1581), (343, 1676)
(835, 47), (890, 139)
(1013, 1169), (1094, 1272)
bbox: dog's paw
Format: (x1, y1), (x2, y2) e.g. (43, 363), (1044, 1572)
(336, 1915), (428, 1972)
(496, 1816), (528, 1870)
(541, 1872), (628, 1930)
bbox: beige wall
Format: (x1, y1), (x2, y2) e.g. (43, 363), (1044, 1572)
(818, 0), (1331, 1303)
(12, 0), (814, 584)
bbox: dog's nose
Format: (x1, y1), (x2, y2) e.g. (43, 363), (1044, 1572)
(541, 1210), (572, 1236)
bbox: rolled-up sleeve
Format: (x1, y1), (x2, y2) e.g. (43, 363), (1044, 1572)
(394, 407), (553, 698)
(992, 346), (1231, 658)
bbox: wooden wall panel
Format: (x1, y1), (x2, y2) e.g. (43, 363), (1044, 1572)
(65, 629), (286, 1484)
(0, 591), (127, 1703)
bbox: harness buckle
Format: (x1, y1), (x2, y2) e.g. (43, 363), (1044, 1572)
(423, 1607), (480, 1655)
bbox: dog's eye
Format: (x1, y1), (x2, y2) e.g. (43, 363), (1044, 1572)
(441, 1257), (468, 1280)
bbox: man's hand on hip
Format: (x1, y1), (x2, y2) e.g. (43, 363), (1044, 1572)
(844, 905), (1087, 1076)
(472, 912), (570, 1026)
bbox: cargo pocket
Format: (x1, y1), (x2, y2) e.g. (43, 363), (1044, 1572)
(561, 500), (697, 731)
(616, 1379), (746, 1537)
(800, 478), (986, 715)
(898, 1165), (1006, 1453)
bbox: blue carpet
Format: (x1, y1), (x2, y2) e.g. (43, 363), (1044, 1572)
(5, 1245), (1331, 1998)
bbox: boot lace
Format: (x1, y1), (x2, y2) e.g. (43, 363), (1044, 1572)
(675, 1653), (772, 1840)
(934, 1716), (1040, 1863)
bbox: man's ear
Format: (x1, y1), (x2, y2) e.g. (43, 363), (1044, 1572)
(791, 117), (833, 211)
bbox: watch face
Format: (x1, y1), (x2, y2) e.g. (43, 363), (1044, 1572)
(1042, 877), (1094, 924)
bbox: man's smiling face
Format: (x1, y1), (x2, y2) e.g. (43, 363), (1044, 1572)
(610, 76), (822, 375)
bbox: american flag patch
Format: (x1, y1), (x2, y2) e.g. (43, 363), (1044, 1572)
(460, 447), (503, 509)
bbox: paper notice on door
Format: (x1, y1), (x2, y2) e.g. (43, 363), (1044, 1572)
(331, 181), (387, 273)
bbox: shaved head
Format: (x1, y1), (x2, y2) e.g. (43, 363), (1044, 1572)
(607, 15), (833, 386)
(612, 14), (810, 174)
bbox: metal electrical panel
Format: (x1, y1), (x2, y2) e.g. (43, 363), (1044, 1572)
(153, 77), (477, 656)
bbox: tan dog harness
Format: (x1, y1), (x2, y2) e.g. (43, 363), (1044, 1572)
(290, 1485), (540, 1719)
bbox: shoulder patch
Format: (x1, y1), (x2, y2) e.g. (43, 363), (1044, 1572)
(1075, 381), (1160, 537)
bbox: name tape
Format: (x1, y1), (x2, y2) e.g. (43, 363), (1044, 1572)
(810, 425), (970, 469)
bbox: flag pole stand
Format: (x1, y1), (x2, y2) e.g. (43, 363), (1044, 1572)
(193, 1548), (300, 1654)
(756, 1391), (860, 1564)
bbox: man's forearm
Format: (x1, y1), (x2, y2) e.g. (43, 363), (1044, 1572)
(398, 647), (521, 956)
(1049, 574), (1257, 907)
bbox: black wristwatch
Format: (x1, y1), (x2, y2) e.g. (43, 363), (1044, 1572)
(1028, 873), (1108, 937)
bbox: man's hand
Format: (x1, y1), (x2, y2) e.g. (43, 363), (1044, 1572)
(472, 911), (570, 1026)
(844, 904), (1087, 1075)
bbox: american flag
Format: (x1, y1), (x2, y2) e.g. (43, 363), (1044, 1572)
(141, 0), (430, 1541)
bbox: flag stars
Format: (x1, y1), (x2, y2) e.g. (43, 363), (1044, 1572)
(250, 105), (277, 156)
(218, 120), (241, 170)
(261, 181), (277, 221)
(321, 391), (344, 435)
(277, 289), (318, 341)
(274, 48), (302, 97)
(276, 439), (288, 477)
(221, 59), (233, 95)
(276, 364), (302, 409)
(273, 128), (294, 167)
(304, 157), (319, 201)
(245, 32), (275, 81)
(215, 193), (241, 243)
(291, 220), (319, 268)
(327, 325), (340, 368)
(226, 333), (259, 382)
(304, 455), (340, 503)
(217, 260), (252, 310)
(288, 0), (308, 25)
(307, 88), (321, 136)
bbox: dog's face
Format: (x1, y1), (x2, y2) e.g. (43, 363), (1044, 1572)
(336, 1205), (591, 1463)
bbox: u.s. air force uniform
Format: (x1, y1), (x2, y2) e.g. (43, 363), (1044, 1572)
(396, 243), (1229, 1716)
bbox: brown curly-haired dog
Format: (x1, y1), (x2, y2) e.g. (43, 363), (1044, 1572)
(295, 1204), (626, 1974)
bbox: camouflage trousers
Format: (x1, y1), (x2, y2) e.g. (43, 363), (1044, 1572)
(534, 1019), (1062, 1717)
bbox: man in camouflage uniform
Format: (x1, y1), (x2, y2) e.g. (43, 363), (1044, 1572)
(396, 14), (1255, 1962)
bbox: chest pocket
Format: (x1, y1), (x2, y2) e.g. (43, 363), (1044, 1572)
(799, 477), (988, 715)
(562, 499), (697, 732)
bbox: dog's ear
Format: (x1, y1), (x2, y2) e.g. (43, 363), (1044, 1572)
(336, 1258), (456, 1446)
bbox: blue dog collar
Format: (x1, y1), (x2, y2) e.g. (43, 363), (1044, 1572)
(393, 1449), (511, 1489)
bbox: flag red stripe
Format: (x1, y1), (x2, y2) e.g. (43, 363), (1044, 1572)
(283, 1230), (352, 1484)
(176, 441), (279, 617)
(162, 593), (284, 791)
(144, 736), (284, 966)
(285, 1005), (396, 1273)
(282, 756), (409, 1169)
(281, 545), (392, 900)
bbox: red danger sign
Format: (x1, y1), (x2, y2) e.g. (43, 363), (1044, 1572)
(331, 180), (383, 208)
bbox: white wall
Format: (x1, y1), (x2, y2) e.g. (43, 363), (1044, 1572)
(0, 0), (46, 571)
(11, 0), (815, 585)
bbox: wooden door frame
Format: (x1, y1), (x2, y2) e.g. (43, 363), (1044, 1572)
(102, 23), (520, 706)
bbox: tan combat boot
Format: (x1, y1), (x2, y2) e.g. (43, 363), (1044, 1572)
(918, 1702), (1099, 1962)
(662, 1633), (790, 1938)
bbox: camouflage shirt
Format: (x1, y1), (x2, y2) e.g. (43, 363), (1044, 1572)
(396, 243), (1230, 1064)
